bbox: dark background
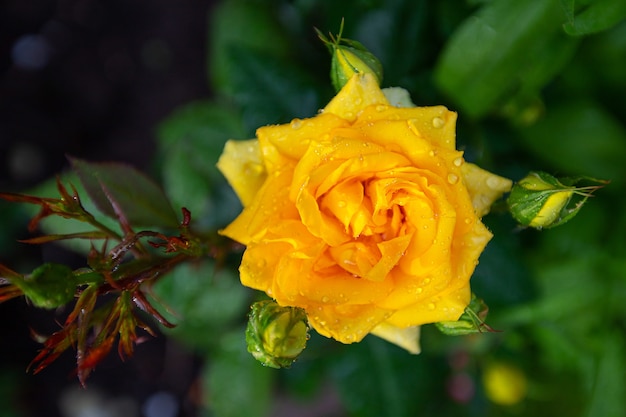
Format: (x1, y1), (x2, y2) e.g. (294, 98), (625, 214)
(1, 1), (216, 416)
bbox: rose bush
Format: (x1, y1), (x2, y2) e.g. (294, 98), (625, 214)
(218, 74), (511, 353)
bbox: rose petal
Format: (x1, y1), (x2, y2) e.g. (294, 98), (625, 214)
(370, 322), (421, 354)
(307, 303), (393, 344)
(385, 285), (471, 327)
(217, 139), (266, 207)
(323, 73), (389, 121)
(461, 163), (513, 217)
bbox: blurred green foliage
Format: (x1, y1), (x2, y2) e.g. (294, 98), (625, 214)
(2, 0), (626, 416)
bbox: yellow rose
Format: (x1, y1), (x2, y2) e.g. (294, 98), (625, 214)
(218, 74), (511, 352)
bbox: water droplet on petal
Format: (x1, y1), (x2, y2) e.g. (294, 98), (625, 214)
(290, 118), (302, 129)
(453, 157), (464, 167)
(448, 173), (459, 184)
(427, 303), (436, 310)
(432, 117), (445, 128)
(429, 150), (436, 157)
(321, 296), (329, 303)
(375, 105), (388, 112)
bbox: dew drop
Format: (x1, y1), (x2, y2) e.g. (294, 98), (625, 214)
(427, 303), (436, 310)
(423, 278), (431, 285)
(447, 173), (459, 184)
(464, 217), (473, 225)
(453, 157), (464, 167)
(375, 105), (388, 112)
(416, 287), (423, 294)
(290, 118), (302, 129)
(428, 150), (436, 157)
(337, 200), (347, 208)
(321, 296), (329, 303)
(432, 117), (445, 128)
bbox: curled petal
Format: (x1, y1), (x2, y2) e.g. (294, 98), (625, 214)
(370, 322), (421, 354)
(323, 73), (389, 121)
(461, 163), (512, 217)
(217, 139), (267, 207)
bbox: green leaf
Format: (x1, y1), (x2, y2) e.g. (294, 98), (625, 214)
(229, 46), (323, 133)
(354, 0), (428, 87)
(435, 0), (579, 118)
(329, 337), (436, 417)
(208, 0), (290, 96)
(563, 0), (626, 36)
(151, 260), (249, 351)
(518, 100), (626, 187)
(70, 157), (179, 229)
(472, 216), (536, 308)
(203, 329), (274, 417)
(584, 332), (626, 417)
(157, 101), (246, 230)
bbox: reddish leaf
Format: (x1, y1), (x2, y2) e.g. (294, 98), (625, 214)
(0, 285), (23, 303)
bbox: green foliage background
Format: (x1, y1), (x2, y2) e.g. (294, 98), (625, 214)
(4, 0), (626, 416)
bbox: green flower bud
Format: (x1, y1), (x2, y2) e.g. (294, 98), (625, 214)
(435, 294), (494, 336)
(316, 22), (383, 91)
(246, 300), (309, 368)
(507, 171), (607, 229)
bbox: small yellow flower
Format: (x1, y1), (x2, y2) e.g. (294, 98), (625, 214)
(219, 74), (510, 351)
(482, 361), (528, 405)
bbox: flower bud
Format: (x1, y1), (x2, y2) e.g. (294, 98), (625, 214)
(435, 294), (494, 336)
(246, 300), (309, 368)
(507, 171), (607, 229)
(316, 23), (383, 91)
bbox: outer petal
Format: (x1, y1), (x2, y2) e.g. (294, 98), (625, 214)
(355, 105), (458, 153)
(370, 323), (421, 354)
(257, 113), (349, 167)
(385, 285), (472, 327)
(217, 139), (266, 207)
(220, 163), (298, 245)
(461, 163), (513, 217)
(323, 73), (389, 121)
(307, 303), (393, 344)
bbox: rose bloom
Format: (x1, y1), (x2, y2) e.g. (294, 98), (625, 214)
(218, 74), (511, 353)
